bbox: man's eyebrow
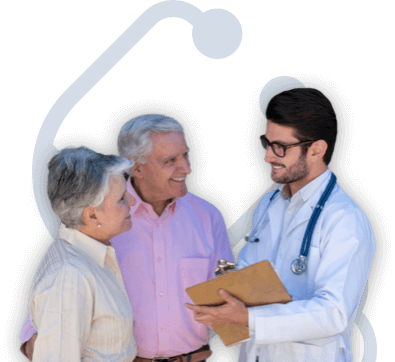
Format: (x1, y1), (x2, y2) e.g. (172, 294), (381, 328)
(265, 134), (297, 145)
(161, 149), (190, 162)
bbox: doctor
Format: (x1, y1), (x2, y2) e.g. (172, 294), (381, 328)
(186, 88), (375, 361)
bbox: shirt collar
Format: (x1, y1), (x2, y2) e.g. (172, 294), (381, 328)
(280, 169), (332, 202)
(127, 178), (178, 215)
(59, 223), (109, 268)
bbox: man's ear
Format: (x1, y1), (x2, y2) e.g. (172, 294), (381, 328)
(131, 162), (144, 179)
(311, 140), (328, 161)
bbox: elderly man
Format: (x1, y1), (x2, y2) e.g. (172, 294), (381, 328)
(20, 114), (234, 362)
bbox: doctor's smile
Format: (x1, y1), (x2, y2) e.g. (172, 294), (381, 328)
(270, 163), (285, 171)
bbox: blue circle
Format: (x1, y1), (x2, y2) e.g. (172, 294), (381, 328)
(192, 9), (242, 59)
(259, 76), (305, 114)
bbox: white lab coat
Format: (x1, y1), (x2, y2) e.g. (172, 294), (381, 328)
(237, 170), (375, 362)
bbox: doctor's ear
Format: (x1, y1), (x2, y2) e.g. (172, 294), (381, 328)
(311, 140), (328, 161)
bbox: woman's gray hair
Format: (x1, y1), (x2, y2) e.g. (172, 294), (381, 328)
(48, 146), (133, 229)
(117, 114), (184, 167)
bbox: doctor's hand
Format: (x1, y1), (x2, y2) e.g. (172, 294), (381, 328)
(185, 289), (248, 327)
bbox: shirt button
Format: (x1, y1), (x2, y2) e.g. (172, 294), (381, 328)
(159, 292), (164, 296)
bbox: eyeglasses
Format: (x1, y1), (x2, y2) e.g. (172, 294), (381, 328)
(260, 135), (318, 158)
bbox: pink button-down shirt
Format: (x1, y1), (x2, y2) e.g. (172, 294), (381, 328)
(21, 181), (233, 359)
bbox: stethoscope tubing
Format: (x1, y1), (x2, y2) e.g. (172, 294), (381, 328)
(299, 173), (337, 258)
(245, 172), (337, 275)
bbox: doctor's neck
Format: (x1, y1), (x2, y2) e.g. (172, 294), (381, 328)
(287, 164), (328, 198)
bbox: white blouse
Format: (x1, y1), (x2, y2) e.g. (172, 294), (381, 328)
(29, 224), (137, 361)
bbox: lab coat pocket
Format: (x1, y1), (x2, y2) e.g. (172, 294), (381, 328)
(307, 245), (321, 297)
(271, 339), (341, 362)
(180, 257), (210, 303)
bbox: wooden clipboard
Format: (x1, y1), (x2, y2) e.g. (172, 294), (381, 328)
(185, 260), (292, 346)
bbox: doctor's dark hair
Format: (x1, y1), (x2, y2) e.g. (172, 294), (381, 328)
(265, 88), (337, 165)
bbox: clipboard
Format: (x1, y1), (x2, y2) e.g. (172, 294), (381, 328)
(185, 260), (292, 346)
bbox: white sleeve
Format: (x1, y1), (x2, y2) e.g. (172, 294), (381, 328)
(30, 265), (93, 361)
(237, 193), (272, 270)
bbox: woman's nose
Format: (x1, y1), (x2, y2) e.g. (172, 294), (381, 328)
(128, 193), (137, 206)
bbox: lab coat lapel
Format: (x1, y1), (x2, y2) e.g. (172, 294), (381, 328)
(266, 197), (286, 259)
(282, 176), (330, 240)
(282, 198), (315, 240)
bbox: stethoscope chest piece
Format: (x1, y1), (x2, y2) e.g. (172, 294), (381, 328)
(291, 256), (307, 275)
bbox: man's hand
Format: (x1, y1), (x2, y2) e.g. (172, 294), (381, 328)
(185, 289), (248, 327)
(23, 333), (37, 361)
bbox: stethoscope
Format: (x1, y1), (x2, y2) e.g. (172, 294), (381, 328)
(245, 173), (337, 275)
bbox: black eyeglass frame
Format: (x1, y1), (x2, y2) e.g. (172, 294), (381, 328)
(260, 135), (319, 158)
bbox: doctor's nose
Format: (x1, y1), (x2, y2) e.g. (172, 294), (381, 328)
(264, 145), (276, 163)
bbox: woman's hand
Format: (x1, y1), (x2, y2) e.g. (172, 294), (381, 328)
(24, 333), (37, 361)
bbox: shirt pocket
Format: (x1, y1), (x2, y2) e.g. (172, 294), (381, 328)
(179, 257), (210, 303)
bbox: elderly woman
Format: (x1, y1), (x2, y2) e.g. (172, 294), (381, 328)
(24, 146), (137, 361)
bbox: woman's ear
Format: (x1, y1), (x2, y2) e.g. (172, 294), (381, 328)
(81, 206), (99, 227)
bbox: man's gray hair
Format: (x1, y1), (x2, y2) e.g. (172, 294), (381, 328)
(117, 114), (184, 166)
(48, 146), (133, 229)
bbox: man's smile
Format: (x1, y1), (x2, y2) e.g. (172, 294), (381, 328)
(170, 177), (186, 182)
(271, 164), (285, 170)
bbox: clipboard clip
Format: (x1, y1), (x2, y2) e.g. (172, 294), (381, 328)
(214, 259), (236, 277)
